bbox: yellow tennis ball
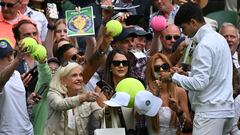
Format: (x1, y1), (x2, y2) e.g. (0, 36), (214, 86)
(115, 78), (145, 108)
(106, 20), (123, 37)
(31, 45), (47, 62)
(21, 37), (38, 53)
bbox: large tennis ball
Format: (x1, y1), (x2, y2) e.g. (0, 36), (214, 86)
(150, 15), (167, 32)
(21, 37), (38, 53)
(115, 78), (145, 108)
(106, 20), (123, 37)
(31, 45), (47, 62)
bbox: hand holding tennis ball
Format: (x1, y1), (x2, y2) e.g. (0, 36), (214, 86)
(20, 37), (38, 53)
(31, 45), (47, 62)
(150, 15), (167, 32)
(106, 20), (123, 37)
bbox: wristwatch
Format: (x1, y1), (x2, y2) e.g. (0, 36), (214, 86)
(96, 49), (106, 56)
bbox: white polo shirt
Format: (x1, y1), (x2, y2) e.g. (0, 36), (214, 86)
(0, 71), (33, 135)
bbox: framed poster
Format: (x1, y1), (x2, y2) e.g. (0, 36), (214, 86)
(66, 6), (95, 37)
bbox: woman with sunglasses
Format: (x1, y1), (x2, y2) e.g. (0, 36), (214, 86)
(102, 49), (131, 90)
(44, 62), (104, 135)
(95, 49), (131, 105)
(145, 53), (192, 135)
(95, 49), (134, 128)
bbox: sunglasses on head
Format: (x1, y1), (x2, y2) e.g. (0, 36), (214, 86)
(164, 35), (180, 40)
(0, 1), (19, 8)
(71, 51), (84, 61)
(60, 60), (69, 67)
(112, 60), (129, 67)
(154, 63), (170, 72)
(60, 60), (79, 67)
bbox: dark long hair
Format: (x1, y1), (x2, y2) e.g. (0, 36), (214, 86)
(102, 49), (131, 88)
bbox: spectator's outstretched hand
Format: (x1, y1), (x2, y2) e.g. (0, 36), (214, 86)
(85, 91), (100, 102)
(98, 28), (113, 51)
(116, 12), (131, 25)
(171, 66), (188, 76)
(45, 8), (58, 28)
(27, 92), (42, 106)
(170, 40), (187, 66)
(21, 73), (32, 87)
(101, 0), (113, 23)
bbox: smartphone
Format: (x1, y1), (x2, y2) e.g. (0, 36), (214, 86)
(36, 83), (49, 96)
(96, 80), (114, 94)
(25, 66), (38, 77)
(172, 36), (185, 53)
(125, 15), (145, 26)
(47, 3), (58, 19)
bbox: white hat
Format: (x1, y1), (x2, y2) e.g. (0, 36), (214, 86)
(104, 92), (131, 107)
(134, 91), (162, 117)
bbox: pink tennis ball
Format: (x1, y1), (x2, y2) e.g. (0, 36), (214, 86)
(150, 16), (167, 32)
(106, 20), (123, 37)
(31, 45), (47, 62)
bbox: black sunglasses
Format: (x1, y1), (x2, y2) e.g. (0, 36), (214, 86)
(154, 63), (170, 72)
(165, 35), (180, 40)
(112, 60), (129, 67)
(71, 51), (84, 61)
(0, 1), (19, 8)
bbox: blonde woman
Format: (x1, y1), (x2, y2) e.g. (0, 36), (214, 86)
(44, 62), (103, 135)
(145, 53), (192, 135)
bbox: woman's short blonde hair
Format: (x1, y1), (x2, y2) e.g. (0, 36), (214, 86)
(50, 62), (83, 94)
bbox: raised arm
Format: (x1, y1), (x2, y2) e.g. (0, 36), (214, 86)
(0, 51), (23, 91)
(84, 36), (97, 62)
(149, 31), (162, 56)
(48, 90), (99, 111)
(82, 30), (113, 84)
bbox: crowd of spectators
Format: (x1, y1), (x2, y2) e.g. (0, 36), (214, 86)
(0, 0), (239, 135)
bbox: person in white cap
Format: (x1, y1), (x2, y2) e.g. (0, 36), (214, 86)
(145, 53), (192, 135)
(134, 90), (162, 117)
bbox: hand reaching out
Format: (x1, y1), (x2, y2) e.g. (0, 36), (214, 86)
(85, 91), (100, 102)
(98, 28), (113, 51)
(21, 73), (32, 87)
(27, 92), (42, 106)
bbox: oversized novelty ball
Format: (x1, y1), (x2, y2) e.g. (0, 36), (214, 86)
(106, 20), (123, 37)
(115, 78), (145, 107)
(31, 45), (47, 62)
(21, 37), (38, 53)
(150, 15), (167, 32)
